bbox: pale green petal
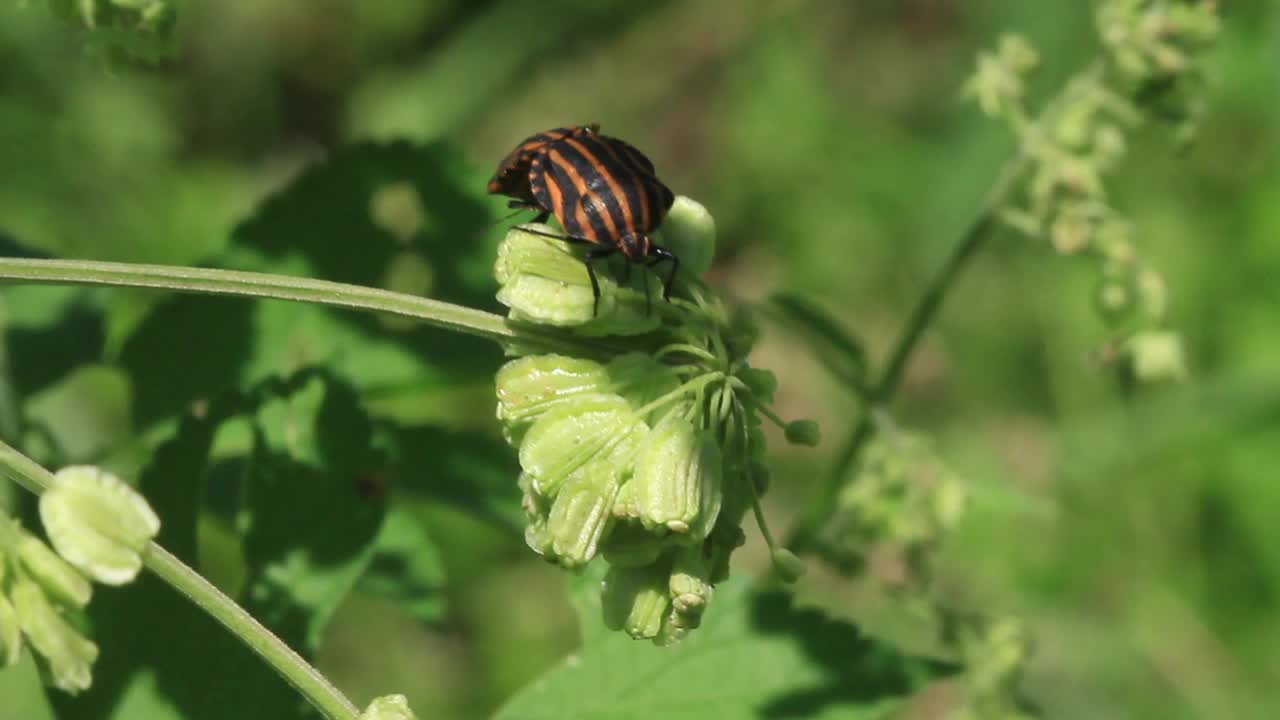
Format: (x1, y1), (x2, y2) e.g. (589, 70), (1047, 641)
(15, 531), (92, 609)
(40, 466), (161, 585)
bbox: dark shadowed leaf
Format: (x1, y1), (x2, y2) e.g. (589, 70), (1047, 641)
(496, 577), (953, 720)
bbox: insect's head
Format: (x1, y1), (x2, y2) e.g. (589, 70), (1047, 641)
(618, 231), (653, 262)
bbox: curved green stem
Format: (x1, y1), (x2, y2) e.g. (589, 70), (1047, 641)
(0, 440), (361, 720)
(0, 257), (606, 357)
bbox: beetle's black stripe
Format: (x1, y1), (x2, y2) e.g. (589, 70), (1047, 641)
(598, 136), (673, 229)
(546, 142), (625, 245)
(545, 147), (611, 244)
(529, 154), (585, 240)
(563, 135), (645, 239)
(603, 136), (657, 177)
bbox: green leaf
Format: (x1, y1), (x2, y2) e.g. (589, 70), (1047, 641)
(239, 372), (387, 655)
(496, 578), (953, 720)
(768, 292), (869, 395)
(357, 505), (447, 624)
(386, 425), (523, 533)
(23, 364), (132, 465)
(51, 371), (386, 719)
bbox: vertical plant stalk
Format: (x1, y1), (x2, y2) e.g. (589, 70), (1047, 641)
(787, 63), (1105, 549)
(0, 440), (361, 720)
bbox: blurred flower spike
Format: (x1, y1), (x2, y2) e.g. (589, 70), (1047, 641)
(967, 2), (1219, 384)
(494, 197), (813, 644)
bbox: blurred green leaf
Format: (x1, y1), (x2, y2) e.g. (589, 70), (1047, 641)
(23, 364), (132, 466)
(357, 505), (447, 625)
(496, 578), (951, 720)
(385, 424), (522, 533)
(769, 293), (869, 395)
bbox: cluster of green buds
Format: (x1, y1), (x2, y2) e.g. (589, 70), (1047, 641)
(46, 0), (177, 61)
(818, 429), (965, 592)
(0, 466), (159, 693)
(494, 198), (812, 644)
(948, 618), (1036, 720)
(966, 6), (1218, 384)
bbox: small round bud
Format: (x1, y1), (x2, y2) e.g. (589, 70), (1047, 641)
(738, 367), (778, 405)
(39, 466), (161, 585)
(656, 196), (716, 278)
(1122, 330), (1188, 383)
(784, 420), (821, 447)
(360, 694), (418, 720)
(771, 548), (807, 583)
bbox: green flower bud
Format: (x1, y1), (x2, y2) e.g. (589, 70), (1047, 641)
(360, 694), (417, 720)
(11, 579), (99, 694)
(668, 545), (713, 620)
(655, 196), (716, 278)
(0, 589), (21, 668)
(546, 464), (622, 568)
(784, 420), (821, 447)
(771, 548), (807, 583)
(634, 414), (723, 538)
(602, 562), (670, 640)
(495, 227), (658, 334)
(1123, 330), (1187, 383)
(496, 355), (611, 444)
(653, 606), (693, 647)
(40, 466), (161, 585)
(518, 394), (647, 498)
(15, 531), (92, 609)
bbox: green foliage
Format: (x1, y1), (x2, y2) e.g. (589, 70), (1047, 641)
(496, 577), (952, 720)
(1, 1), (1277, 719)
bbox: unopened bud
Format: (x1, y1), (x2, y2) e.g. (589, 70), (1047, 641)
(40, 466), (160, 585)
(518, 394), (644, 498)
(495, 355), (610, 443)
(0, 590), (21, 668)
(656, 196), (716, 278)
(546, 465), (622, 568)
(634, 415), (723, 539)
(784, 420), (821, 447)
(771, 548), (807, 583)
(15, 531), (92, 609)
(360, 694), (418, 720)
(602, 563), (670, 640)
(10, 579), (98, 694)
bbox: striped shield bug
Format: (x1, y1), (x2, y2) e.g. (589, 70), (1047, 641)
(488, 124), (600, 222)
(523, 132), (678, 315)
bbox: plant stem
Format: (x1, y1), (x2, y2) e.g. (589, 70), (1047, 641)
(0, 257), (606, 357)
(786, 63), (1106, 550)
(0, 440), (362, 720)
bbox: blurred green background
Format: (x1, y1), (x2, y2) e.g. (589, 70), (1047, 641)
(1, 1), (1278, 718)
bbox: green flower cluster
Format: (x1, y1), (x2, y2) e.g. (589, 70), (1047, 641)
(494, 198), (809, 644)
(966, 2), (1219, 384)
(0, 466), (159, 693)
(819, 431), (965, 590)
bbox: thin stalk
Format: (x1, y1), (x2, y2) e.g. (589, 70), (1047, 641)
(0, 257), (606, 357)
(0, 440), (361, 720)
(786, 63), (1106, 549)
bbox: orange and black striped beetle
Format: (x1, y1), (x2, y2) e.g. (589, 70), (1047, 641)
(488, 124), (599, 223)
(489, 126), (678, 314)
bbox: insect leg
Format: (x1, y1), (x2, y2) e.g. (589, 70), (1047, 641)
(647, 246), (680, 301)
(584, 247), (616, 317)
